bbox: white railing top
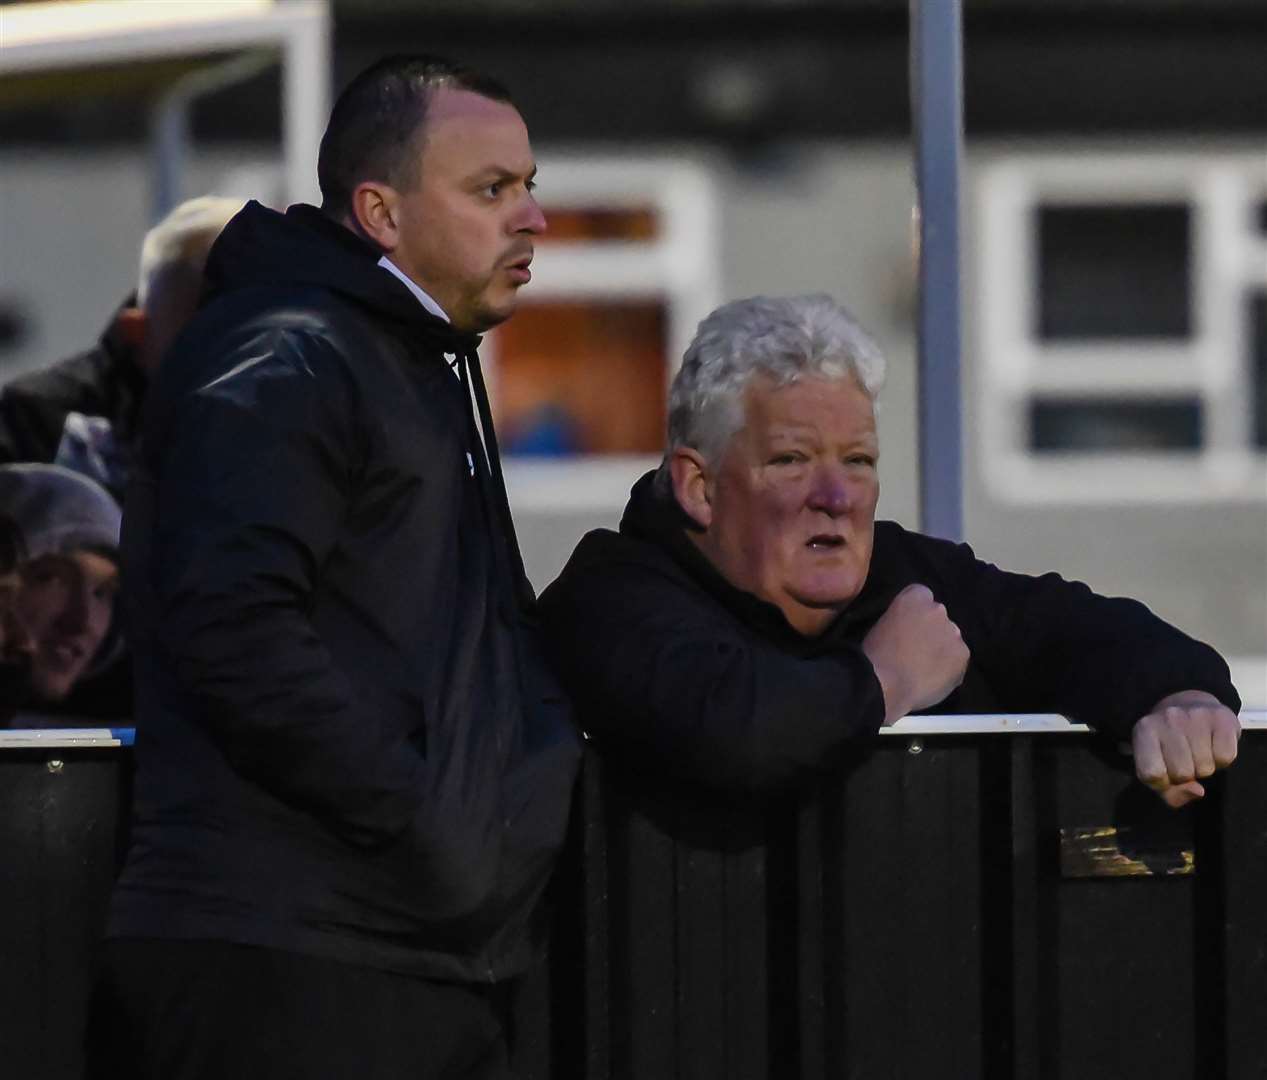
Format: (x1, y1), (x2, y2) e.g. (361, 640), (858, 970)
(1, 712), (1263, 752)
(884, 710), (1267, 735)
(0, 727), (133, 750)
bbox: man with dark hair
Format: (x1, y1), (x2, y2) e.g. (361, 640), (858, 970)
(317, 56), (514, 222)
(93, 56), (578, 1079)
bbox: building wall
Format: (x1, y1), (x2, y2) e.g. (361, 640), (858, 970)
(1, 141), (1261, 700)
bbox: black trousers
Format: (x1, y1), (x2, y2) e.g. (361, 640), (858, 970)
(87, 939), (515, 1080)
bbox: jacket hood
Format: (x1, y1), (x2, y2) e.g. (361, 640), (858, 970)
(618, 468), (900, 648)
(203, 201), (481, 352)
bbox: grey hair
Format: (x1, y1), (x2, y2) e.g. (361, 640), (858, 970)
(136, 195), (244, 311)
(665, 293), (886, 465)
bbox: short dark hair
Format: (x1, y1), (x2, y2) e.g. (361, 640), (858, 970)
(317, 55), (515, 220)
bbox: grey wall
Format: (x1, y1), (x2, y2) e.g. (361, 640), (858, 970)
(0, 152), (154, 381)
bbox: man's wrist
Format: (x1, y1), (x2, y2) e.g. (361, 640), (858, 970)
(1148, 689), (1222, 713)
(863, 655), (908, 727)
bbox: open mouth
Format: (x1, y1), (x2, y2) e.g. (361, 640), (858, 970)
(806, 534), (845, 550)
(505, 257), (532, 284)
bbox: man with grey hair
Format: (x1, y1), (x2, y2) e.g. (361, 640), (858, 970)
(0, 195), (242, 498)
(539, 293), (1241, 804)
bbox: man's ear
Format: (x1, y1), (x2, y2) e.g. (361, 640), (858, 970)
(348, 182), (399, 252)
(113, 306), (146, 349)
(669, 447), (713, 530)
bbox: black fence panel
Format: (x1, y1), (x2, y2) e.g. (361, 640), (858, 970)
(1221, 735), (1267, 1080)
(1, 730), (1263, 1079)
(556, 733), (1266, 1080)
(0, 748), (130, 1080)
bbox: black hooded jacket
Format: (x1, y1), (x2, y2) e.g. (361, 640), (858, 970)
(538, 471), (1240, 793)
(110, 202), (581, 982)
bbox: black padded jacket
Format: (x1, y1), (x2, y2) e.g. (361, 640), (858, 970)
(109, 202), (581, 982)
(0, 300), (146, 493)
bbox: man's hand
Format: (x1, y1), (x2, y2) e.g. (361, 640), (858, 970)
(862, 584), (970, 726)
(1131, 690), (1240, 808)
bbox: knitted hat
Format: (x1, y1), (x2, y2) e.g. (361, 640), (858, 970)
(0, 463), (123, 673)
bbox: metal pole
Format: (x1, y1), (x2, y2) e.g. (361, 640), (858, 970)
(910, 0), (965, 542)
(147, 51), (282, 223)
(280, 2), (331, 207)
(149, 94), (188, 221)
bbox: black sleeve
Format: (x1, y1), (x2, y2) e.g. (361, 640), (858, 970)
(933, 539), (1242, 739)
(140, 328), (425, 847)
(0, 386), (63, 464)
(539, 546), (886, 793)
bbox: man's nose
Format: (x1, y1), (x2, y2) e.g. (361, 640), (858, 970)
(808, 464), (852, 516)
(53, 576), (90, 634)
(516, 192), (547, 235)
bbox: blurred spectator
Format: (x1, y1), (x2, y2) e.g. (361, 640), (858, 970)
(0, 196), (243, 499)
(504, 402), (585, 456)
(0, 464), (122, 724)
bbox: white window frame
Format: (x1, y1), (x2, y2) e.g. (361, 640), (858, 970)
(489, 154), (722, 513)
(0, 0), (330, 207)
(976, 150), (1267, 504)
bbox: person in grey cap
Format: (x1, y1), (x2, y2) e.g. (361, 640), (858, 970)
(0, 463), (122, 710)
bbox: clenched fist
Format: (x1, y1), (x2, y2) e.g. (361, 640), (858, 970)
(862, 584), (970, 726)
(1132, 690), (1240, 808)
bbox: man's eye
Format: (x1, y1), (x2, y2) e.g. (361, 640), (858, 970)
(483, 182), (503, 199)
(769, 453), (802, 466)
(846, 455), (877, 468)
(525, 178), (537, 193)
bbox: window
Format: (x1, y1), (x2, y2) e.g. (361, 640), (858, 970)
(1251, 290), (1267, 450)
(485, 156), (721, 512)
(1035, 204), (1192, 341)
(494, 300), (667, 456)
(977, 152), (1267, 503)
